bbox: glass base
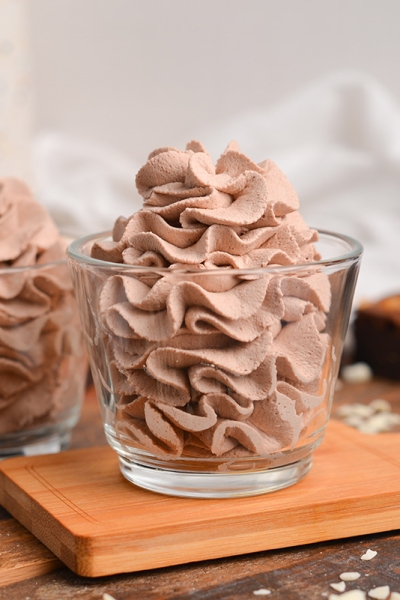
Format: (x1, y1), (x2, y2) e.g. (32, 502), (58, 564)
(118, 453), (313, 498)
(0, 432), (71, 459)
(0, 409), (80, 458)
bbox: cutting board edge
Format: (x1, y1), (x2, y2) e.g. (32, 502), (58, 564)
(1, 420), (400, 578)
(53, 514), (400, 578)
(2, 475), (400, 578)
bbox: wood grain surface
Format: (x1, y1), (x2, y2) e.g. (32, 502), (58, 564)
(0, 519), (61, 586)
(1, 420), (400, 578)
(0, 381), (399, 598)
(0, 386), (102, 587)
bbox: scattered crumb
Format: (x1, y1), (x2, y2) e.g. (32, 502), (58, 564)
(329, 590), (366, 599)
(335, 399), (400, 434)
(340, 572), (361, 582)
(361, 549), (377, 561)
(388, 413), (400, 423)
(331, 581), (347, 592)
(337, 403), (374, 418)
(341, 362), (373, 383)
(387, 413), (400, 425)
(253, 589), (271, 596)
(335, 379), (344, 391)
(335, 404), (354, 417)
(367, 586), (390, 599)
(369, 399), (391, 412)
(352, 404), (375, 417)
(358, 413), (400, 434)
(344, 415), (367, 428)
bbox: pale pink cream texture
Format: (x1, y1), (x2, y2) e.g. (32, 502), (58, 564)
(0, 178), (85, 434)
(91, 142), (332, 458)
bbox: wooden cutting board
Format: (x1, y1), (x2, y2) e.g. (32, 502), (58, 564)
(0, 419), (399, 578)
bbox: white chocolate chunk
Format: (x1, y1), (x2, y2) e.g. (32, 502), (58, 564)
(330, 590), (366, 599)
(340, 572), (361, 581)
(341, 362), (373, 384)
(367, 586), (390, 599)
(103, 595), (117, 600)
(330, 581), (346, 592)
(357, 412), (400, 434)
(337, 403), (359, 417)
(390, 592), (400, 599)
(344, 415), (366, 428)
(364, 413), (398, 432)
(337, 397), (400, 435)
(387, 413), (400, 424)
(353, 404), (376, 417)
(361, 549), (377, 560)
(337, 404), (365, 418)
(369, 399), (391, 412)
(253, 590), (271, 596)
(335, 379), (343, 391)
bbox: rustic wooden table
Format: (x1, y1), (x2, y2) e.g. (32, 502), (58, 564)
(1, 379), (399, 599)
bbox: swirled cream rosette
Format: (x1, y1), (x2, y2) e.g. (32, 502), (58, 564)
(0, 178), (84, 434)
(91, 142), (332, 458)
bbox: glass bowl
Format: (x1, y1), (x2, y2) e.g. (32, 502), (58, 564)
(0, 258), (87, 456)
(67, 230), (362, 498)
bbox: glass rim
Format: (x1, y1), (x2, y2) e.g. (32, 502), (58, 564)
(67, 229), (363, 275)
(0, 258), (68, 276)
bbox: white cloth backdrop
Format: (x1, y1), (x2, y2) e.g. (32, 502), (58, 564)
(34, 71), (400, 304)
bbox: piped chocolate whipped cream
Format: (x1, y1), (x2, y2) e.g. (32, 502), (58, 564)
(91, 142), (332, 458)
(0, 178), (85, 434)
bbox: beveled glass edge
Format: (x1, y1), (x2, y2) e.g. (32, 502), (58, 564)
(67, 229), (363, 275)
(0, 258), (68, 276)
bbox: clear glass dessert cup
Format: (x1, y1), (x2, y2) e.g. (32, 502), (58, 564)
(68, 230), (362, 498)
(0, 259), (88, 457)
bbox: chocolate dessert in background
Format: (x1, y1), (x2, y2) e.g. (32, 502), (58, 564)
(353, 294), (400, 380)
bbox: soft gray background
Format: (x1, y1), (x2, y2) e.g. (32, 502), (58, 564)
(28, 0), (400, 160)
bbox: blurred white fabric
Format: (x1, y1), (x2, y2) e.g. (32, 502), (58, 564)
(0, 0), (33, 183)
(34, 135), (142, 239)
(34, 71), (400, 304)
